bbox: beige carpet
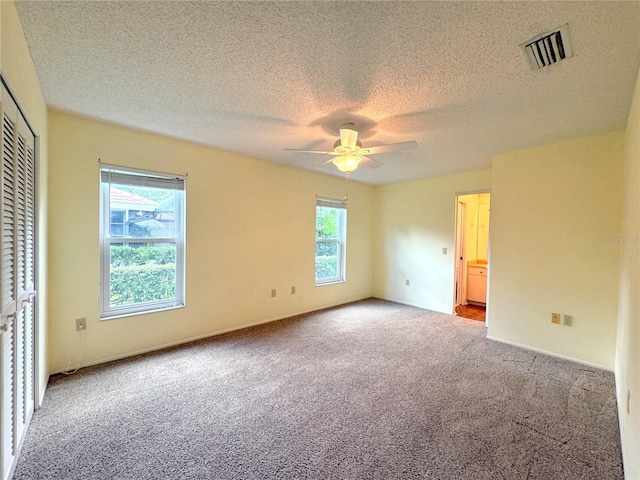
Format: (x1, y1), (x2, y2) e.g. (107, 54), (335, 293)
(14, 298), (622, 479)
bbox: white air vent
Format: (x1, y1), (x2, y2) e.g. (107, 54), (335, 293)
(520, 24), (573, 70)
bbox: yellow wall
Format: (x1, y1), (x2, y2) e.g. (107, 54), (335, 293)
(461, 194), (479, 262)
(616, 66), (640, 480)
(47, 110), (374, 373)
(476, 195), (490, 261)
(373, 170), (492, 313)
(488, 131), (624, 369)
(458, 192), (491, 264)
(0, 0), (49, 404)
(372, 127), (633, 470)
(6, 2), (638, 473)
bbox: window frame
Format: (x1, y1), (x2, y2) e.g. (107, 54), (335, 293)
(99, 164), (186, 319)
(315, 197), (347, 286)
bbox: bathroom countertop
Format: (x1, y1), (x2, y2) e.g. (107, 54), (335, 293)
(469, 262), (489, 269)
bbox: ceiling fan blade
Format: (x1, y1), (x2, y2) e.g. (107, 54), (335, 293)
(360, 156), (384, 169)
(283, 148), (336, 155)
(363, 140), (418, 155)
(339, 128), (358, 148)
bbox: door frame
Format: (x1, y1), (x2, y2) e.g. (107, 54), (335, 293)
(0, 75), (40, 480)
(0, 77), (40, 408)
(455, 201), (467, 306)
(453, 189), (491, 324)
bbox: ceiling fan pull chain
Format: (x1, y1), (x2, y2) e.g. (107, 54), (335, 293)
(344, 172), (350, 204)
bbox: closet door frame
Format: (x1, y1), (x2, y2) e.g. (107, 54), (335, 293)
(0, 76), (39, 480)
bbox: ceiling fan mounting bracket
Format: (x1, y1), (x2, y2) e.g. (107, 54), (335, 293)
(333, 138), (363, 152)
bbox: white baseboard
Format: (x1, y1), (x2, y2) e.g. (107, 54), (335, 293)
(37, 376), (48, 408)
(372, 296), (453, 315)
(51, 296), (372, 375)
(486, 335), (613, 372)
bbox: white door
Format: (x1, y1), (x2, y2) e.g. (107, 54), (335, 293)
(0, 82), (36, 480)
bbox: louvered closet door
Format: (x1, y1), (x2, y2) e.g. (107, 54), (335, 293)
(0, 83), (36, 480)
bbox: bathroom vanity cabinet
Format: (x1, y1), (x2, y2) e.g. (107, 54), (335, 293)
(467, 265), (487, 304)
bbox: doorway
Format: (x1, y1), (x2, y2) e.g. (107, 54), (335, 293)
(454, 192), (490, 323)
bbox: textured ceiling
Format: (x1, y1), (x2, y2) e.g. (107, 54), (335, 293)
(14, 1), (640, 185)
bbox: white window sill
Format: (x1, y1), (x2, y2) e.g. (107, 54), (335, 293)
(101, 303), (185, 321)
(315, 280), (345, 287)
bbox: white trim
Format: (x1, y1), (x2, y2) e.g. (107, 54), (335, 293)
(36, 375), (48, 408)
(99, 168), (186, 319)
(486, 335), (613, 372)
(101, 304), (185, 322)
(0, 77), (35, 137)
(454, 201), (467, 307)
(52, 297), (371, 374)
(372, 296), (612, 371)
(453, 190), (491, 324)
(314, 279), (346, 287)
(454, 188), (492, 197)
(315, 198), (347, 285)
(33, 120), (45, 411)
(374, 296), (454, 315)
(1, 79), (39, 480)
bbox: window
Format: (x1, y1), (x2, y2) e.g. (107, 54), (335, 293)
(100, 165), (185, 318)
(315, 197), (347, 285)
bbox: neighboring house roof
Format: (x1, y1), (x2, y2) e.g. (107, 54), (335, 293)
(154, 196), (175, 221)
(110, 188), (158, 212)
(156, 196), (174, 212)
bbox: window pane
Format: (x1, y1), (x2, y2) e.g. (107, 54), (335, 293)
(110, 211), (124, 223)
(316, 206), (339, 239)
(315, 241), (338, 280)
(110, 224), (124, 237)
(109, 243), (177, 308)
(109, 184), (177, 238)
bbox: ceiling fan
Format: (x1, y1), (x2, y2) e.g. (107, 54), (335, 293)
(285, 123), (417, 173)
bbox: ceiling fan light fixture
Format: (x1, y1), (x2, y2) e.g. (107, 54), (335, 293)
(333, 155), (361, 172)
(284, 124), (417, 173)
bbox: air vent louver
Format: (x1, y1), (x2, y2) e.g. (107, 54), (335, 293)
(520, 24), (573, 70)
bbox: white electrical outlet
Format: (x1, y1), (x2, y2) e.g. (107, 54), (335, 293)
(75, 318), (86, 331)
(563, 314), (573, 326)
